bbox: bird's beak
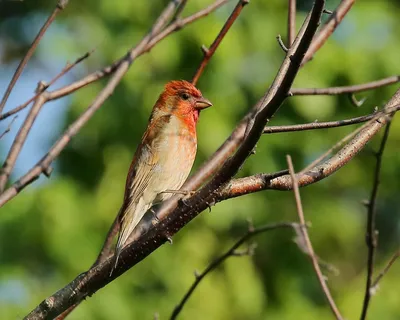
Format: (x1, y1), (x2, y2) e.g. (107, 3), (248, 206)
(195, 97), (213, 110)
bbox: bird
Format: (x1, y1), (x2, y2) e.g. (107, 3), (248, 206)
(114, 80), (212, 267)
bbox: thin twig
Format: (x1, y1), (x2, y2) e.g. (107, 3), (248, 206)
(360, 122), (391, 320)
(170, 221), (301, 320)
(191, 0), (249, 85)
(0, 116), (18, 140)
(371, 249), (400, 292)
(287, 0), (296, 46)
(287, 155), (343, 320)
(0, 89), (47, 192)
(0, 49), (95, 122)
(302, 0), (355, 65)
(0, 0), (69, 114)
(291, 75), (400, 96)
(263, 109), (390, 134)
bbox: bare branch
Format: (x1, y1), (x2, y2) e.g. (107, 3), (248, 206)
(371, 249), (400, 293)
(44, 0), (230, 104)
(287, 0), (296, 46)
(0, 0), (69, 114)
(291, 75), (400, 96)
(218, 100), (399, 198)
(0, 49), (95, 122)
(360, 121), (391, 320)
(0, 88), (47, 192)
(286, 155), (343, 320)
(0, 116), (18, 140)
(263, 108), (392, 134)
(23, 3), (325, 318)
(170, 221), (301, 320)
(191, 0), (249, 85)
(302, 0), (355, 65)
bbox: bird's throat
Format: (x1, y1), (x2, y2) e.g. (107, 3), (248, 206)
(192, 109), (200, 124)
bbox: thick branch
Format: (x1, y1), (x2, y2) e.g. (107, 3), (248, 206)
(24, 2), (325, 319)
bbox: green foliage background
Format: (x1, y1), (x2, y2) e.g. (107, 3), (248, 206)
(1, 0), (400, 319)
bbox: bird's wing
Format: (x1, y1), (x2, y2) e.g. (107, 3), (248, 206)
(120, 114), (171, 219)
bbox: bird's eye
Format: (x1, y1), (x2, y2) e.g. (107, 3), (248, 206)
(181, 93), (190, 100)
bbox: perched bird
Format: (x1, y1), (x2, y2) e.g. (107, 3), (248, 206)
(114, 80), (212, 265)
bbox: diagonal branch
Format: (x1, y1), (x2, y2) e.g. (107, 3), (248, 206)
(170, 221), (302, 320)
(191, 0), (249, 85)
(302, 0), (355, 65)
(218, 100), (399, 199)
(286, 155), (343, 320)
(0, 0), (69, 114)
(23, 2), (325, 319)
(0, 49), (95, 122)
(0, 116), (18, 140)
(0, 89), (47, 192)
(371, 249), (400, 293)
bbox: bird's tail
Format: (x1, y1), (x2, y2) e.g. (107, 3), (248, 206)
(111, 199), (149, 274)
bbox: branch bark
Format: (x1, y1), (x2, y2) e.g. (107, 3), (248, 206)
(287, 155), (343, 320)
(0, 0), (69, 114)
(24, 2), (325, 319)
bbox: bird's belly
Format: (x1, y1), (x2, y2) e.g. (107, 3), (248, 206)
(143, 132), (197, 204)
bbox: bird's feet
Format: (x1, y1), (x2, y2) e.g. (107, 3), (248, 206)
(150, 208), (160, 226)
(161, 189), (196, 208)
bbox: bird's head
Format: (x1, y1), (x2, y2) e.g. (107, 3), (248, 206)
(155, 80), (212, 124)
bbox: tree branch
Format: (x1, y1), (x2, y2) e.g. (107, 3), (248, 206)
(371, 249), (400, 293)
(291, 75), (400, 96)
(191, 0), (249, 86)
(0, 0), (69, 114)
(287, 155), (343, 320)
(218, 101), (399, 199)
(0, 116), (18, 140)
(262, 108), (397, 134)
(287, 0), (296, 46)
(0, 88), (47, 192)
(360, 121), (391, 320)
(302, 0), (355, 65)
(0, 49), (95, 122)
(23, 2), (325, 319)
(170, 221), (302, 320)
